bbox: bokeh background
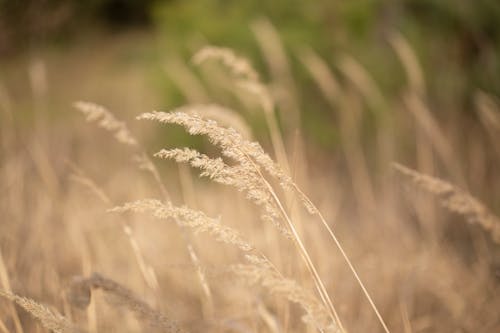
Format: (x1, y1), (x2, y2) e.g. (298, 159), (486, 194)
(1, 1), (500, 332)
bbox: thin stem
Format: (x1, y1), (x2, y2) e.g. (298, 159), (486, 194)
(242, 151), (345, 332)
(293, 184), (390, 333)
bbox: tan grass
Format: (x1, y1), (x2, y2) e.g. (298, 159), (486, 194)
(389, 32), (425, 97)
(192, 45), (291, 176)
(0, 290), (80, 333)
(75, 102), (211, 310)
(233, 255), (339, 333)
(183, 103), (253, 140)
(74, 101), (138, 147)
(110, 199), (255, 252)
(138, 109), (393, 333)
(250, 18), (301, 130)
(193, 46), (259, 82)
(0, 250), (23, 333)
(393, 163), (500, 243)
(110, 198), (340, 332)
(67, 273), (186, 332)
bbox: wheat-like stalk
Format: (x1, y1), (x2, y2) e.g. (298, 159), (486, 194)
(184, 104), (253, 140)
(139, 110), (292, 234)
(74, 102), (213, 310)
(192, 46), (290, 175)
(74, 101), (138, 147)
(110, 198), (340, 332)
(138, 108), (397, 332)
(192, 46), (259, 82)
(393, 163), (500, 243)
(67, 273), (186, 332)
(137, 110), (351, 331)
(232, 255), (339, 333)
(0, 290), (80, 333)
(110, 199), (255, 252)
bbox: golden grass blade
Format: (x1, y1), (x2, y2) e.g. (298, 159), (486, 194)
(74, 101), (138, 147)
(297, 47), (340, 106)
(233, 255), (339, 333)
(389, 32), (425, 97)
(250, 17), (301, 129)
(110, 199), (255, 252)
(75, 102), (216, 319)
(0, 290), (80, 333)
(393, 163), (500, 243)
(183, 103), (253, 140)
(138, 111), (350, 330)
(338, 55), (385, 110)
(192, 46), (291, 175)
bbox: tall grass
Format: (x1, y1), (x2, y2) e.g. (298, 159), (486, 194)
(0, 25), (499, 333)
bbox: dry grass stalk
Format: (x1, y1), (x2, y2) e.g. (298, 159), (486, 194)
(233, 255), (339, 333)
(139, 109), (393, 332)
(402, 93), (462, 179)
(66, 160), (159, 292)
(393, 163), (500, 243)
(475, 91), (500, 132)
(0, 250), (23, 333)
(111, 194), (340, 331)
(67, 273), (186, 333)
(0, 290), (80, 333)
(66, 161), (112, 205)
(138, 110), (354, 330)
(184, 103), (253, 140)
(75, 102), (215, 317)
(154, 147), (291, 237)
(139, 110), (292, 235)
(389, 32), (425, 97)
(193, 46), (259, 82)
(74, 101), (169, 199)
(338, 55), (385, 109)
(192, 45), (291, 176)
(298, 47), (340, 106)
(110, 199), (255, 252)
(250, 18), (301, 129)
(474, 91), (500, 158)
(74, 101), (138, 147)
(110, 197), (321, 330)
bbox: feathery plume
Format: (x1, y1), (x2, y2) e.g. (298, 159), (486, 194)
(74, 101), (137, 146)
(233, 255), (339, 333)
(110, 199), (255, 252)
(192, 46), (259, 82)
(0, 290), (80, 333)
(394, 163), (500, 243)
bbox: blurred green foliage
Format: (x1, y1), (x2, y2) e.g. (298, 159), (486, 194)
(152, 0), (500, 96)
(1, 0), (499, 147)
(150, 0), (500, 147)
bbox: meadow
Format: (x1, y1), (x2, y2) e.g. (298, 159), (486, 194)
(1, 13), (499, 333)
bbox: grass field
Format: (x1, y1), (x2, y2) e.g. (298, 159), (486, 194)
(0, 24), (499, 333)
